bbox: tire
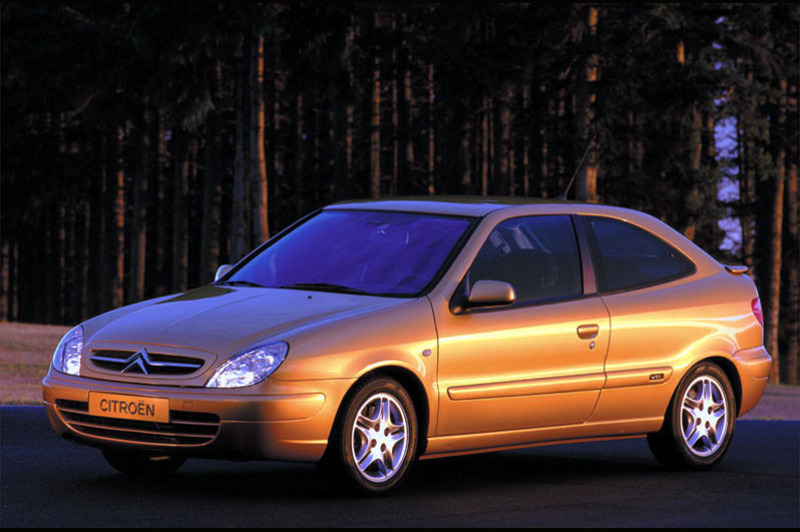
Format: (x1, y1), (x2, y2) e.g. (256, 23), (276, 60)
(102, 447), (187, 476)
(647, 362), (736, 470)
(321, 376), (418, 495)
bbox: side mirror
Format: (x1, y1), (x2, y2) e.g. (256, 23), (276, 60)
(467, 280), (516, 308)
(214, 264), (233, 282)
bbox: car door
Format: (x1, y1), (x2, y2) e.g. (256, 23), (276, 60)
(579, 215), (702, 423)
(433, 215), (610, 436)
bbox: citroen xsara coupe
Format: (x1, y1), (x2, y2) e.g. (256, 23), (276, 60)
(43, 198), (771, 494)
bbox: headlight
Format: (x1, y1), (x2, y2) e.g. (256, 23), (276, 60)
(52, 326), (84, 376)
(206, 342), (288, 388)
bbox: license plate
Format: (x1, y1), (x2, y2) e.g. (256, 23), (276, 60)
(88, 392), (169, 423)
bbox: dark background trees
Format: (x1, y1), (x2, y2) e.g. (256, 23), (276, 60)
(1, 4), (798, 383)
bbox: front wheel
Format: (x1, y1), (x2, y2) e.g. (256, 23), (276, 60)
(321, 376), (418, 495)
(647, 362), (736, 469)
(102, 447), (187, 476)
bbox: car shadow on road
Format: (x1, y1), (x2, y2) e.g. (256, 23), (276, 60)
(84, 443), (665, 501)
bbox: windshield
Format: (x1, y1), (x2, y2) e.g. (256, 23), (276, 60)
(224, 210), (474, 296)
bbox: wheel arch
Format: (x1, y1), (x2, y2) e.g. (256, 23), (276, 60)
(327, 365), (430, 457)
(648, 356), (740, 468)
(695, 355), (743, 417)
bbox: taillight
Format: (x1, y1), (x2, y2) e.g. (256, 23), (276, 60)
(751, 297), (764, 327)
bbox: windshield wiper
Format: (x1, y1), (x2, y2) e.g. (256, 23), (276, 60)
(279, 282), (368, 295)
(216, 280), (265, 288)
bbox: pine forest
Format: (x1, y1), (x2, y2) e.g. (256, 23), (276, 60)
(1, 4), (798, 383)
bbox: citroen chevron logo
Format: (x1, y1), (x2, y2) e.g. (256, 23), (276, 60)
(89, 347), (203, 375)
(122, 348), (151, 375)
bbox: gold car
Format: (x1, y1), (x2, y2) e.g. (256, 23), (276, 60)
(43, 198), (771, 494)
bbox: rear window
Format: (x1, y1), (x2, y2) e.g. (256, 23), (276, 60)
(584, 216), (695, 293)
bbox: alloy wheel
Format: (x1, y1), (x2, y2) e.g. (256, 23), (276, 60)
(680, 375), (729, 457)
(350, 392), (409, 483)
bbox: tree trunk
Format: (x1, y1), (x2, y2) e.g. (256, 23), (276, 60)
(311, 85), (322, 207)
(150, 110), (169, 298)
(538, 83), (550, 198)
(78, 189), (90, 322)
(10, 241), (18, 320)
(680, 104), (703, 242)
(460, 113), (473, 194)
(106, 122), (126, 310)
(333, 86), (348, 201)
(346, 100), (355, 193)
(57, 114), (69, 322)
(340, 23), (355, 197)
(522, 63), (532, 197)
(128, 110), (150, 304)
(370, 53), (382, 199)
(0, 239), (8, 321)
(695, 112), (718, 252)
(684, 55), (704, 243)
(739, 73), (759, 285)
(766, 175), (784, 383)
(200, 62), (223, 285)
(88, 125), (106, 316)
(231, 43), (249, 262)
(391, 22), (399, 197)
(295, 93), (306, 211)
(783, 154), (799, 384)
(64, 201), (76, 323)
(200, 118), (222, 284)
(250, 31), (269, 244)
(402, 65), (414, 195)
(426, 62), (435, 195)
(44, 201), (58, 323)
(576, 5), (599, 202)
(766, 79), (787, 383)
(187, 136), (200, 285)
(489, 95), (495, 192)
(498, 85), (513, 196)
(172, 128), (189, 292)
(481, 96), (490, 196)
(2, 239), (18, 321)
(272, 40), (286, 208)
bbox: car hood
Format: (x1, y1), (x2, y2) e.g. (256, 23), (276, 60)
(84, 285), (405, 357)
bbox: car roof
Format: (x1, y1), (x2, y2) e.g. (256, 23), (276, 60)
(326, 196), (634, 218)
(321, 196), (720, 277)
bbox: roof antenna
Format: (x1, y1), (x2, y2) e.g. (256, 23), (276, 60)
(556, 135), (597, 201)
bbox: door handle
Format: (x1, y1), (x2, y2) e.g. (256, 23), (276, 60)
(577, 324), (599, 340)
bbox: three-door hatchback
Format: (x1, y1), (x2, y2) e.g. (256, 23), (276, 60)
(43, 198), (771, 493)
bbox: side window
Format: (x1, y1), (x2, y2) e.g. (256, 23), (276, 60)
(469, 215), (583, 305)
(585, 217), (695, 293)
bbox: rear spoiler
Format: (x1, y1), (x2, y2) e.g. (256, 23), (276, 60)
(724, 264), (748, 276)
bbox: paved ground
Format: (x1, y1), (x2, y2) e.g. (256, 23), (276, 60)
(741, 384), (800, 420)
(1, 406), (797, 527)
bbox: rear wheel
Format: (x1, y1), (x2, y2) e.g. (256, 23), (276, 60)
(648, 362), (736, 469)
(321, 376), (417, 495)
(102, 448), (186, 476)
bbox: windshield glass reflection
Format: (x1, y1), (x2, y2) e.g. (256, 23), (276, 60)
(226, 210), (473, 296)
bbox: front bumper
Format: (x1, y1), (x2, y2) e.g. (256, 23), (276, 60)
(42, 371), (354, 462)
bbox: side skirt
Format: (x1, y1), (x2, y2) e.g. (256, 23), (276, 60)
(421, 417), (663, 459)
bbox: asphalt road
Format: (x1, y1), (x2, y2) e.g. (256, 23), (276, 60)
(2, 406), (797, 527)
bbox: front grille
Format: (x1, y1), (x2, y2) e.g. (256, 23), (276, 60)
(89, 349), (204, 376)
(56, 399), (220, 446)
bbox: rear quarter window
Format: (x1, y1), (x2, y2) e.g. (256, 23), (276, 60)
(584, 216), (695, 293)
